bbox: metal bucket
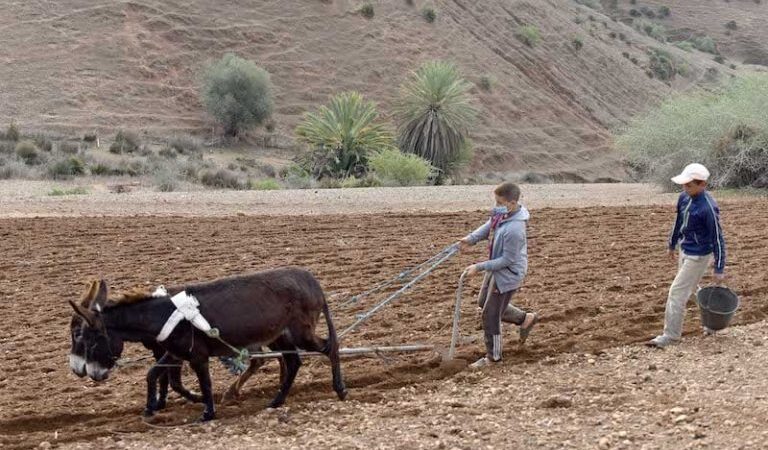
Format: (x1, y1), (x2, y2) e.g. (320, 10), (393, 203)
(696, 286), (740, 331)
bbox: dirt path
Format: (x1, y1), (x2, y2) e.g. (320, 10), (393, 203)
(0, 181), (682, 217)
(1, 197), (766, 449)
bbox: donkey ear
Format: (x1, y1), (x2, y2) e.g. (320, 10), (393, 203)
(80, 280), (99, 307)
(91, 279), (108, 311)
(69, 299), (95, 326)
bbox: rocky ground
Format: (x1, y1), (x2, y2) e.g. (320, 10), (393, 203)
(60, 322), (768, 450)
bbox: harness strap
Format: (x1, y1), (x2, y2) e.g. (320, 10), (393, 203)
(156, 291), (213, 342)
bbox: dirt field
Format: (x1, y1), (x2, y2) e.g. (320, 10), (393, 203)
(1, 189), (766, 449)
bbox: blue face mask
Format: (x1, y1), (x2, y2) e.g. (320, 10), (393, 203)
(491, 206), (508, 216)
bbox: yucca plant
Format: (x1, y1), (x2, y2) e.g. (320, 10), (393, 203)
(396, 61), (476, 179)
(296, 91), (394, 179)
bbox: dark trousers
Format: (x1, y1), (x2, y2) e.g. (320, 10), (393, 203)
(478, 274), (527, 361)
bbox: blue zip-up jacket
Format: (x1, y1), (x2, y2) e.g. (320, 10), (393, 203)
(668, 191), (726, 274)
(465, 206), (530, 293)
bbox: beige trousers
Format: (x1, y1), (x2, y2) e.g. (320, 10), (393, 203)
(662, 252), (713, 340)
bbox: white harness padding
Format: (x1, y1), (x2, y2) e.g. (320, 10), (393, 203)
(156, 291), (213, 342)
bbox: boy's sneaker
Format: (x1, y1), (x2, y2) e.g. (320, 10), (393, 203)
(645, 335), (679, 348)
(469, 356), (500, 369)
(519, 313), (539, 344)
(702, 326), (716, 336)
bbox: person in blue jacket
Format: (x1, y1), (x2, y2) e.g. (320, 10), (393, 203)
(648, 163), (727, 348)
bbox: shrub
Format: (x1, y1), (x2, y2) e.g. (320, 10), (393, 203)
(48, 187), (89, 196)
(47, 157), (85, 179)
(648, 48), (678, 81)
(478, 75), (494, 91)
(634, 19), (666, 42)
(0, 157), (30, 179)
(154, 169), (179, 192)
(640, 6), (656, 18)
(201, 53), (274, 136)
(158, 147), (177, 159)
(690, 35), (717, 54)
(341, 173), (382, 188)
(33, 135), (53, 152)
(249, 178), (281, 190)
(396, 60), (476, 179)
(360, 3), (374, 19)
(617, 74), (768, 189)
(180, 160), (203, 181)
(622, 51), (630, 59)
(674, 41), (694, 52)
(296, 91), (393, 179)
(5, 122), (20, 142)
(572, 36), (584, 50)
(368, 149), (435, 186)
(730, 63), (737, 70)
(90, 162), (120, 176)
(725, 20), (737, 31)
(109, 130), (140, 154)
(658, 5), (671, 18)
(0, 140), (14, 154)
(199, 168), (245, 189)
(15, 140), (40, 165)
(59, 141), (80, 155)
(83, 133), (98, 143)
(279, 164), (314, 189)
(422, 7), (436, 23)
(714, 55), (726, 64)
(168, 135), (201, 154)
(516, 25), (541, 47)
(116, 158), (150, 177)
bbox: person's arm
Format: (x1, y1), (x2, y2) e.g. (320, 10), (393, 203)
(704, 196), (726, 275)
(463, 220), (491, 245)
(668, 195), (684, 251)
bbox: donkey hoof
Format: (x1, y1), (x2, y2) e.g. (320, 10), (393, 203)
(337, 389), (348, 401)
(199, 411), (216, 422)
(142, 408), (155, 418)
(155, 400), (167, 410)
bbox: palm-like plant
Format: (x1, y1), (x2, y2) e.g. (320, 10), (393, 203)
(396, 61), (477, 178)
(296, 91), (394, 179)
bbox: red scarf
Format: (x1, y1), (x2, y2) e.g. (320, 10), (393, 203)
(487, 213), (507, 259)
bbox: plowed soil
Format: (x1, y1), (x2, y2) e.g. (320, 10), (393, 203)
(1, 201), (767, 449)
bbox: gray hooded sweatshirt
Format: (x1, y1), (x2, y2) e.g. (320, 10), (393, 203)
(464, 206), (530, 293)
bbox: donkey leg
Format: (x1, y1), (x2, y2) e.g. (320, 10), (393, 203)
(167, 357), (203, 403)
(144, 355), (173, 417)
(190, 358), (216, 422)
(223, 359), (265, 402)
(268, 352), (301, 409)
(156, 371), (170, 410)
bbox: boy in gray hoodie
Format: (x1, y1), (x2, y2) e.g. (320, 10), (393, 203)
(459, 182), (539, 369)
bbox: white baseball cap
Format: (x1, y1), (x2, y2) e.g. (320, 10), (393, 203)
(671, 163), (710, 185)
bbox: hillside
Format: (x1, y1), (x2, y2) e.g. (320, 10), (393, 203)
(1, 0), (765, 181)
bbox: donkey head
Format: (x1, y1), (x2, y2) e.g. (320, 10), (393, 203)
(69, 280), (124, 381)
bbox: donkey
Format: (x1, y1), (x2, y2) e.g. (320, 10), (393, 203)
(69, 268), (347, 421)
(69, 281), (202, 410)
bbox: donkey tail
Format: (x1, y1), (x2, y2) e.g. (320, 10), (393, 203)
(321, 298), (339, 356)
(321, 294), (347, 400)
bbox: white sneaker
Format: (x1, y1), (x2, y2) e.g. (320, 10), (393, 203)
(470, 357), (490, 369)
(702, 326), (716, 336)
(645, 335), (680, 348)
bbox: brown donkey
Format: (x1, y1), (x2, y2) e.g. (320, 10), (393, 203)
(70, 268), (347, 421)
